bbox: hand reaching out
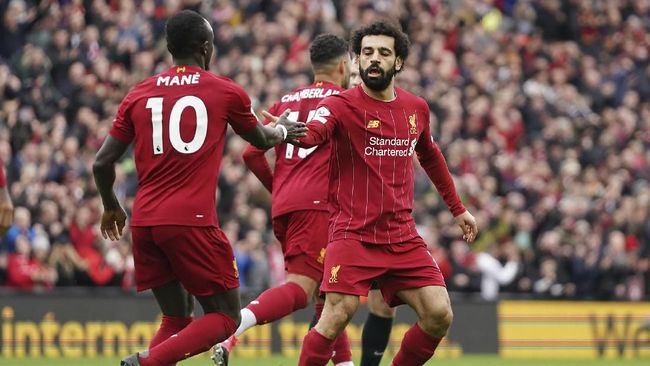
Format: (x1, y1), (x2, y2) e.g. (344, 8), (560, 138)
(454, 210), (478, 243)
(262, 109), (308, 143)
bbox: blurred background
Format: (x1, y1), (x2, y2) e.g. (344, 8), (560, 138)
(0, 0), (649, 363)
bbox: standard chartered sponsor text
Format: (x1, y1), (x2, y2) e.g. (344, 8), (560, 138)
(365, 137), (417, 157)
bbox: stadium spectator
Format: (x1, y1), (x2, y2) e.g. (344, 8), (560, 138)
(0, 0), (648, 303)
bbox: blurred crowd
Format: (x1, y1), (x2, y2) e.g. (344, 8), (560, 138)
(0, 0), (648, 301)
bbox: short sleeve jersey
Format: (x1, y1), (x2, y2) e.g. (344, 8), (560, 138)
(110, 65), (258, 227)
(250, 81), (344, 218)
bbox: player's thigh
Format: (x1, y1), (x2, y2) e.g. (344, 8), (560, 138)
(282, 210), (329, 282)
(320, 239), (384, 298)
(380, 238), (446, 307)
(152, 225), (239, 297)
(367, 288), (395, 318)
(131, 226), (176, 292)
(397, 285), (452, 325)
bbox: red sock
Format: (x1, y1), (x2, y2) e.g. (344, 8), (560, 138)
(247, 281), (308, 324)
(332, 329), (352, 364)
(390, 323), (442, 366)
(139, 312), (236, 366)
(298, 328), (335, 366)
(149, 315), (192, 349)
(312, 302), (351, 363)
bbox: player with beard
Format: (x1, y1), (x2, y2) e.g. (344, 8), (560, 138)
(267, 20), (478, 366)
(211, 34), (354, 366)
(93, 10), (306, 366)
(350, 59), (396, 366)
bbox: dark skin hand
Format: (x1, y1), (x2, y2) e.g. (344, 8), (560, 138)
(93, 136), (129, 241)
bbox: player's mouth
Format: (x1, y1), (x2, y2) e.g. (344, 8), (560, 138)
(367, 66), (383, 77)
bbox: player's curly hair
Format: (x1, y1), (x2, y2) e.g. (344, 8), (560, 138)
(166, 10), (212, 59)
(309, 34), (349, 67)
(351, 20), (410, 61)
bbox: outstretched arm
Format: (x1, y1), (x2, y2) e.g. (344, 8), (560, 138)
(93, 136), (129, 241)
(240, 110), (308, 149)
(265, 106), (337, 148)
(416, 133), (478, 242)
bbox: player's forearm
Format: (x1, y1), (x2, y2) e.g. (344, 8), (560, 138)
(417, 148), (465, 217)
(244, 124), (285, 149)
(293, 125), (327, 148)
(243, 146), (273, 192)
(92, 162), (120, 210)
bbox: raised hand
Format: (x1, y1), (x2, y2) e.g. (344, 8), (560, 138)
(262, 109), (308, 143)
(454, 210), (478, 243)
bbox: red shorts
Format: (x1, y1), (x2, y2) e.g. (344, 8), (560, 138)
(131, 226), (239, 297)
(272, 210), (329, 282)
(320, 237), (446, 307)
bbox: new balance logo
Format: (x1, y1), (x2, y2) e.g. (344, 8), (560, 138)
(367, 119), (380, 129)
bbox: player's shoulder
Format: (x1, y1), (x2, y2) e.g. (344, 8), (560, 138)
(396, 87), (429, 110)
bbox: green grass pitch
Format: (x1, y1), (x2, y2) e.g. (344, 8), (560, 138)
(2, 355), (649, 366)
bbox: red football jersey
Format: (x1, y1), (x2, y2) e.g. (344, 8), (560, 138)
(110, 65), (258, 227)
(299, 85), (465, 244)
(247, 81), (344, 218)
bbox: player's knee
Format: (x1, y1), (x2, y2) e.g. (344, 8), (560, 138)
(421, 304), (453, 336)
(222, 308), (241, 328)
(318, 298), (357, 338)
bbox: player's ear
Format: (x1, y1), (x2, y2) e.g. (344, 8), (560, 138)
(201, 41), (209, 56)
(395, 57), (403, 72)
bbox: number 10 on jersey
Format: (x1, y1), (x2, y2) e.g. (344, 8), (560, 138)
(146, 96), (208, 155)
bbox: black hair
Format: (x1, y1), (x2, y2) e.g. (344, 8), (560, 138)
(309, 33), (349, 67)
(351, 20), (410, 61)
(165, 10), (212, 58)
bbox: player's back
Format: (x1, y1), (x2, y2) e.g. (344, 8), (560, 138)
(110, 65), (258, 227)
(269, 81), (344, 218)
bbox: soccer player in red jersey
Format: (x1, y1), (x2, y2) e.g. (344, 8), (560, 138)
(212, 34), (354, 366)
(349, 58), (398, 366)
(92, 10), (306, 366)
(0, 158), (13, 236)
(268, 20), (479, 366)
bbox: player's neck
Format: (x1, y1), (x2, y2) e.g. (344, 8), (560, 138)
(172, 58), (205, 70)
(313, 74), (339, 87)
(361, 81), (396, 102)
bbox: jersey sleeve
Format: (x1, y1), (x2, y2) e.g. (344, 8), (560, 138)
(295, 99), (340, 148)
(226, 85), (259, 135)
(415, 109), (466, 217)
(109, 92), (135, 144)
(242, 103), (277, 192)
